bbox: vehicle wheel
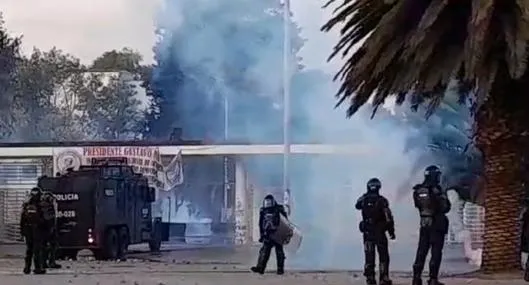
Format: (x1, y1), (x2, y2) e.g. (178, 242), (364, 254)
(149, 219), (162, 253)
(92, 249), (104, 260)
(56, 249), (66, 260)
(104, 228), (119, 260)
(56, 249), (77, 260)
(117, 227), (129, 259)
(66, 250), (78, 261)
(149, 237), (161, 252)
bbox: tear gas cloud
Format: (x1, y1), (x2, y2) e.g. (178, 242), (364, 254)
(153, 0), (433, 270)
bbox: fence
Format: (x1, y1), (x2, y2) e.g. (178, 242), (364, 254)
(463, 202), (485, 248)
(0, 160), (43, 244)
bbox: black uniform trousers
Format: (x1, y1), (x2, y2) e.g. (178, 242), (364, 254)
(413, 226), (445, 280)
(24, 225), (45, 271)
(522, 213), (529, 281)
(363, 232), (390, 280)
(43, 226), (59, 266)
(256, 240), (286, 271)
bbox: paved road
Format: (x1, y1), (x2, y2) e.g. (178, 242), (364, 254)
(0, 258), (523, 285)
(1, 242), (479, 273)
(0, 272), (525, 285)
(0, 245), (525, 285)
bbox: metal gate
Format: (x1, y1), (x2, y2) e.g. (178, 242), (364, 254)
(0, 160), (42, 244)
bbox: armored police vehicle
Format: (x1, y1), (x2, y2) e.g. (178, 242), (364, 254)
(37, 159), (162, 260)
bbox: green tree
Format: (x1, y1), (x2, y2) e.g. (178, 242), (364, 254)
(0, 14), (21, 139)
(91, 48), (143, 74)
(88, 48), (148, 139)
(14, 48), (97, 141)
(322, 0), (529, 271)
(88, 75), (144, 140)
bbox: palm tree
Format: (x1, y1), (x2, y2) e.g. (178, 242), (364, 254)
(321, 0), (529, 272)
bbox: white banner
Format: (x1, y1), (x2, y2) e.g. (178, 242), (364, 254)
(53, 146), (183, 191)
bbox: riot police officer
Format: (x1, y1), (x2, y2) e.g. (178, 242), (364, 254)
(20, 187), (46, 274)
(412, 165), (451, 285)
(356, 178), (395, 285)
(41, 191), (61, 269)
(520, 196), (529, 281)
(250, 194), (288, 275)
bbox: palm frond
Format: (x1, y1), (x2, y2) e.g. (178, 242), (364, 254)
(322, 0), (529, 117)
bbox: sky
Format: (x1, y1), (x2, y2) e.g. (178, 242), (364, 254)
(0, 0), (341, 72)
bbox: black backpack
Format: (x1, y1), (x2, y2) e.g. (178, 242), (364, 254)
(40, 193), (56, 222)
(23, 202), (41, 225)
(262, 209), (279, 232)
(415, 185), (435, 217)
(361, 194), (384, 225)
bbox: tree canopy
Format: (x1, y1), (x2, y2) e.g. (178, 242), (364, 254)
(0, 14), (21, 138)
(321, 0), (529, 118)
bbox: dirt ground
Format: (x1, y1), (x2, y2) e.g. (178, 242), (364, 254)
(0, 259), (525, 285)
(0, 265), (526, 285)
(0, 244), (527, 284)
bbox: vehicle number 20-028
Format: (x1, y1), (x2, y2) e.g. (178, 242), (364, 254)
(57, 210), (76, 218)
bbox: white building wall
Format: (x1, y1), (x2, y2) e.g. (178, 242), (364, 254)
(463, 202), (485, 248)
(234, 159), (250, 245)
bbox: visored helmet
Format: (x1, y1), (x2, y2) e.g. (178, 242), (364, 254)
(367, 178), (381, 193)
(263, 194), (276, 208)
(424, 165), (442, 184)
(29, 187), (42, 197)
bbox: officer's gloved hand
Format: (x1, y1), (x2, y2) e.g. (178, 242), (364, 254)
(389, 232), (396, 240)
(258, 237), (264, 243)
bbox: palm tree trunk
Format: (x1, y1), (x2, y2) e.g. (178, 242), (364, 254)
(476, 68), (529, 272)
(479, 135), (523, 272)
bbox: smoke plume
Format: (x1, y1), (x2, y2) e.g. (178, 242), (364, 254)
(153, 0), (432, 270)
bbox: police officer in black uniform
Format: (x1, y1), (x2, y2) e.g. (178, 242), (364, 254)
(520, 196), (529, 281)
(20, 187), (46, 274)
(411, 165), (451, 285)
(356, 178), (395, 285)
(41, 191), (61, 269)
(250, 194), (288, 275)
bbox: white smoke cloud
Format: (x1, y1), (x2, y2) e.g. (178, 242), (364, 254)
(154, 0), (426, 270)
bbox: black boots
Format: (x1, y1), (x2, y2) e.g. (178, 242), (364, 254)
(412, 275), (444, 285)
(412, 277), (422, 285)
(379, 262), (392, 285)
(23, 257), (31, 274)
(427, 279), (444, 285)
(365, 276), (392, 285)
(47, 262), (62, 269)
(250, 265), (284, 275)
(250, 266), (264, 274)
(250, 259), (285, 275)
(277, 257), (285, 275)
(33, 268), (46, 275)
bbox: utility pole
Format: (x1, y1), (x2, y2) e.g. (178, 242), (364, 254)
(282, 0), (292, 215)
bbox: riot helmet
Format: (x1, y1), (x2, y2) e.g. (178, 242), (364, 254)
(424, 165), (441, 185)
(366, 178), (382, 193)
(29, 187), (42, 197)
(28, 187), (42, 202)
(263, 194), (276, 208)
